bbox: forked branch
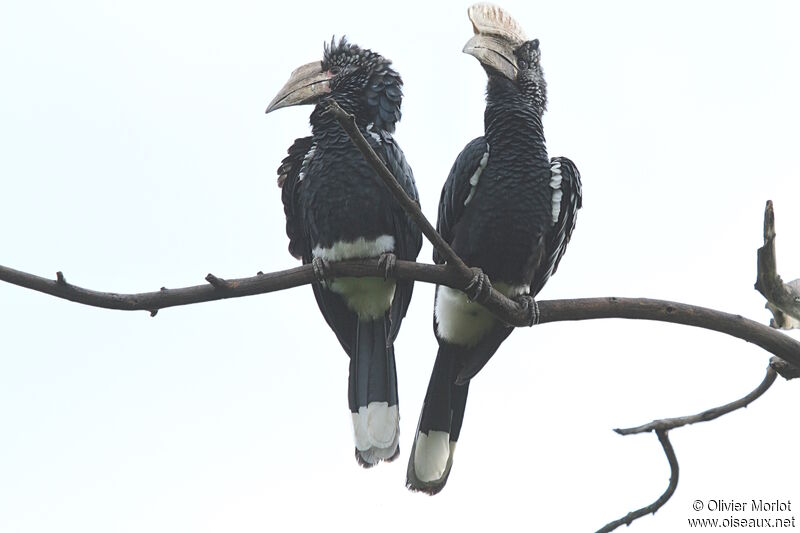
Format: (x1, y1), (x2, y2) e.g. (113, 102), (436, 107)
(596, 363), (780, 532)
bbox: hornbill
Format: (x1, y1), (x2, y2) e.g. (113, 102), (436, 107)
(266, 37), (422, 467)
(407, 4), (582, 494)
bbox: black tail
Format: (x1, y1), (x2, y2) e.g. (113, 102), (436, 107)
(406, 345), (469, 494)
(350, 316), (400, 467)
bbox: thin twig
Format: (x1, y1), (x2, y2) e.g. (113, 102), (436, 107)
(615, 364), (778, 435)
(2, 262), (800, 368)
(596, 430), (679, 533)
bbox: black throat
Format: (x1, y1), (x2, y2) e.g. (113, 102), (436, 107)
(484, 76), (548, 165)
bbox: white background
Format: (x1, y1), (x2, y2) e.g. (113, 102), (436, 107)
(1, 1), (799, 531)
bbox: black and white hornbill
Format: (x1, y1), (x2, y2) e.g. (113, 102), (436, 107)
(266, 38), (422, 467)
(407, 4), (582, 494)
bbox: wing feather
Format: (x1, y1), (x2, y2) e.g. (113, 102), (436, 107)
(434, 137), (489, 264)
(277, 136), (314, 260)
(376, 132), (423, 340)
(531, 156), (582, 296)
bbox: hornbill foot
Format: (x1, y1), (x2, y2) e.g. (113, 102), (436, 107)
(513, 294), (540, 327)
(378, 252), (397, 280)
(311, 256), (331, 284)
(465, 268), (492, 303)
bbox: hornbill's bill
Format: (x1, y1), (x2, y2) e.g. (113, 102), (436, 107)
(406, 4), (582, 494)
(266, 38), (422, 467)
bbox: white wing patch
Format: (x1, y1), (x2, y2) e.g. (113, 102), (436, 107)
(297, 143), (316, 182)
(549, 160), (563, 224)
(366, 122), (382, 144)
(463, 143), (490, 206)
(435, 281), (529, 347)
(312, 235), (395, 262)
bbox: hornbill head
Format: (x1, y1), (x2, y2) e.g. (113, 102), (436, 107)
(266, 37), (403, 132)
(463, 3), (546, 108)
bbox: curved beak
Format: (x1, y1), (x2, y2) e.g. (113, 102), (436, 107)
(463, 34), (518, 81)
(266, 61), (333, 114)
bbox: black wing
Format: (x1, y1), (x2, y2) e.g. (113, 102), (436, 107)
(277, 136), (314, 260)
(376, 131), (423, 341)
(306, 131), (422, 353)
(434, 137), (489, 264)
(530, 156), (582, 296)
(279, 137), (358, 354)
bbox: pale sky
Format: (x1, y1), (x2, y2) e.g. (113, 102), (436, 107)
(1, 1), (799, 531)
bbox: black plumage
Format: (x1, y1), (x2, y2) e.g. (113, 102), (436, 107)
(407, 38), (582, 493)
(269, 37), (422, 466)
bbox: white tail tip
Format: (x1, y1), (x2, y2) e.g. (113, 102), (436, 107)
(352, 402), (400, 465)
(413, 430), (456, 482)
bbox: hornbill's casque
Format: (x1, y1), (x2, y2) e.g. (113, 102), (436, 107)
(266, 38), (422, 467)
(407, 5), (582, 494)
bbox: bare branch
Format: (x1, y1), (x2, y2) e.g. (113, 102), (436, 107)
(3, 262), (800, 368)
(598, 363), (779, 531)
(596, 430), (679, 533)
(755, 200), (800, 329)
(589, 201), (800, 532)
(615, 364), (778, 435)
(0, 260), (455, 312)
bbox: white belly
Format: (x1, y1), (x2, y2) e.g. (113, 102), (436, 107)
(312, 235), (397, 319)
(434, 282), (529, 347)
